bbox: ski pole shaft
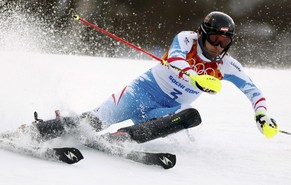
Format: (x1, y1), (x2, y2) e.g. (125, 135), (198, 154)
(73, 15), (224, 93)
(73, 15), (162, 62)
(279, 130), (291, 135)
(73, 15), (194, 78)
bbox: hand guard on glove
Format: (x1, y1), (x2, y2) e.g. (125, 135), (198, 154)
(189, 74), (222, 94)
(255, 112), (278, 138)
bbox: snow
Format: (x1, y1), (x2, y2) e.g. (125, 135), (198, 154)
(0, 51), (291, 185)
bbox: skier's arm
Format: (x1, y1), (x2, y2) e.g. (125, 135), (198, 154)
(223, 60), (278, 138)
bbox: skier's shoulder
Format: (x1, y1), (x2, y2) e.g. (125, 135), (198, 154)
(221, 53), (244, 73)
(175, 31), (198, 41)
(171, 31), (198, 52)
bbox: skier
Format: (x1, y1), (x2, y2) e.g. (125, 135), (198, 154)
(34, 11), (278, 143)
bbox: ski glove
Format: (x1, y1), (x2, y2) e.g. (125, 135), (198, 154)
(189, 74), (222, 94)
(255, 111), (278, 138)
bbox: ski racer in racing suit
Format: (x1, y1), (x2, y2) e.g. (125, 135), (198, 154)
(34, 11), (278, 142)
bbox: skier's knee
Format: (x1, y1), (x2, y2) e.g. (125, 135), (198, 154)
(181, 108), (202, 128)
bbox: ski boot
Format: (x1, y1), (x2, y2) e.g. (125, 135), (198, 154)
(34, 110), (103, 140)
(100, 131), (132, 143)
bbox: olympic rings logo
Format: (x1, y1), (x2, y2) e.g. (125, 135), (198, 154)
(187, 58), (216, 77)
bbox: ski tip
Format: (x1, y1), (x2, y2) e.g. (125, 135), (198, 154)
(158, 153), (176, 169)
(53, 147), (84, 164)
(143, 152), (176, 169)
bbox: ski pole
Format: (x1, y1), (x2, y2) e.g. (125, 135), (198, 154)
(73, 15), (206, 78)
(73, 15), (203, 80)
(72, 15), (195, 76)
(73, 15), (162, 63)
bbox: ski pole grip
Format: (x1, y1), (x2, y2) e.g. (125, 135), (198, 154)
(73, 15), (80, 21)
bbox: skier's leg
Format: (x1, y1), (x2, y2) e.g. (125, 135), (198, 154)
(92, 71), (185, 127)
(108, 108), (202, 143)
(90, 85), (164, 128)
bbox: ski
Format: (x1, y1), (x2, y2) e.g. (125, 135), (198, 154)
(127, 151), (176, 169)
(83, 138), (176, 169)
(0, 138), (83, 164)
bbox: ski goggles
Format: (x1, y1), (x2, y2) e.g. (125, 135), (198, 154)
(206, 34), (232, 48)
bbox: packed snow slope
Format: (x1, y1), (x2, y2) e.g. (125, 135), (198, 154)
(0, 51), (291, 185)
